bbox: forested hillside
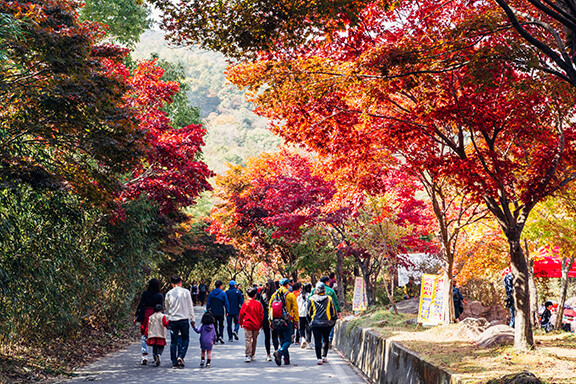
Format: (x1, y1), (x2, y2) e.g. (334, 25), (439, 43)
(133, 30), (282, 175)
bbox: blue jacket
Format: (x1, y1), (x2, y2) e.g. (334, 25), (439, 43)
(226, 287), (244, 315)
(207, 288), (229, 316)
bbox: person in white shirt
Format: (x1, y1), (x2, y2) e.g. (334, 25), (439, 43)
(165, 275), (196, 368)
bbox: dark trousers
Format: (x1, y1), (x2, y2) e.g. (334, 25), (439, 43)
(214, 315), (225, 339)
(169, 319), (190, 366)
(454, 301), (463, 320)
(272, 327), (279, 351)
(277, 322), (293, 362)
(199, 292), (206, 305)
(227, 313), (240, 339)
(152, 345), (164, 356)
(262, 318), (271, 354)
(299, 316), (311, 342)
(312, 326), (331, 359)
(191, 294), (197, 306)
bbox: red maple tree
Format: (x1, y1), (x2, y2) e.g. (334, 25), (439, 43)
(102, 58), (215, 217)
(224, 1), (576, 348)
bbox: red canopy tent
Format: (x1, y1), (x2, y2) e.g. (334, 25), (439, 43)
(533, 246), (576, 278)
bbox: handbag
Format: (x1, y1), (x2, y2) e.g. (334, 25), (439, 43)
(136, 306), (145, 323)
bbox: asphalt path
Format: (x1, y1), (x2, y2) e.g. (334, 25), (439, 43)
(61, 306), (368, 384)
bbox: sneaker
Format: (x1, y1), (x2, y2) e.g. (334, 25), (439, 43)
(177, 357), (184, 367)
(266, 354), (272, 362)
(251, 356), (255, 361)
(234, 332), (239, 340)
(306, 342), (312, 349)
(141, 355), (148, 365)
(273, 351), (282, 366)
(317, 359), (323, 365)
(154, 354), (161, 367)
(245, 356), (251, 363)
(206, 362), (211, 368)
(229, 338), (234, 342)
(301, 341), (306, 349)
(200, 359), (205, 367)
(284, 359), (290, 365)
(219, 338), (225, 344)
(322, 357), (328, 363)
(172, 365), (179, 369)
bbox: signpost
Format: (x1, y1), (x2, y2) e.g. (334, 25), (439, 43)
(353, 276), (368, 312)
(417, 274), (444, 325)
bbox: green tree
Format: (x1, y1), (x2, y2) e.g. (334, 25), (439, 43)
(0, 187), (163, 343)
(80, 0), (151, 47)
(155, 57), (202, 129)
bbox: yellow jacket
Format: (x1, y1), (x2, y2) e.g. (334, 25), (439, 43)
(268, 286), (298, 321)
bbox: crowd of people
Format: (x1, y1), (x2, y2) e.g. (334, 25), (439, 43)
(134, 274), (341, 368)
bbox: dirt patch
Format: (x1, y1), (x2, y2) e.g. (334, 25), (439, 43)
(351, 308), (576, 384)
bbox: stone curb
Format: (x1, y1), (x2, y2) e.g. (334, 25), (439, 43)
(333, 320), (460, 384)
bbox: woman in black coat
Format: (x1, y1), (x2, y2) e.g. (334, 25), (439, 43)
(134, 278), (164, 365)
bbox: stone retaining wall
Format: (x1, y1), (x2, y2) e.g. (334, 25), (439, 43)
(333, 321), (460, 384)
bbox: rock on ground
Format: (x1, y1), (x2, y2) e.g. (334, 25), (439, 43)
(486, 371), (543, 384)
(475, 324), (515, 348)
(461, 300), (508, 323)
(455, 317), (490, 341)
(395, 298), (419, 314)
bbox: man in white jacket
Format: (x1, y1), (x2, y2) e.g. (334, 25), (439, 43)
(165, 275), (196, 368)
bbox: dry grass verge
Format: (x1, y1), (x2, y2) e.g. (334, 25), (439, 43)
(0, 320), (139, 384)
(348, 308), (576, 384)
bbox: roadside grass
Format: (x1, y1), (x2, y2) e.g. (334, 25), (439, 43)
(346, 307), (576, 384)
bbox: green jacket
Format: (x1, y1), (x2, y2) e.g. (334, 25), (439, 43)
(311, 285), (340, 312)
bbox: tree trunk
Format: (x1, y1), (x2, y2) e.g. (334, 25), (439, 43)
(522, 241), (539, 329)
(509, 237), (535, 350)
(442, 268), (454, 325)
(384, 278), (399, 314)
(555, 254), (575, 330)
(358, 260), (375, 305)
(336, 249), (345, 307)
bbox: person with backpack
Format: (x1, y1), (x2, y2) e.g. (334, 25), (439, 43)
(307, 282), (337, 365)
(190, 281), (199, 306)
(225, 280), (244, 341)
(198, 281), (207, 306)
(269, 278), (298, 366)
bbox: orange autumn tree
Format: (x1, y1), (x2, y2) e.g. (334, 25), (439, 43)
(225, 4), (576, 350)
(155, 0), (576, 349)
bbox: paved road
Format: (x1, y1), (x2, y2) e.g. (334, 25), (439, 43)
(61, 306), (368, 384)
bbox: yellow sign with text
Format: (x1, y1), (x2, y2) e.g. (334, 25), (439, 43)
(353, 276), (368, 312)
(417, 274), (444, 325)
